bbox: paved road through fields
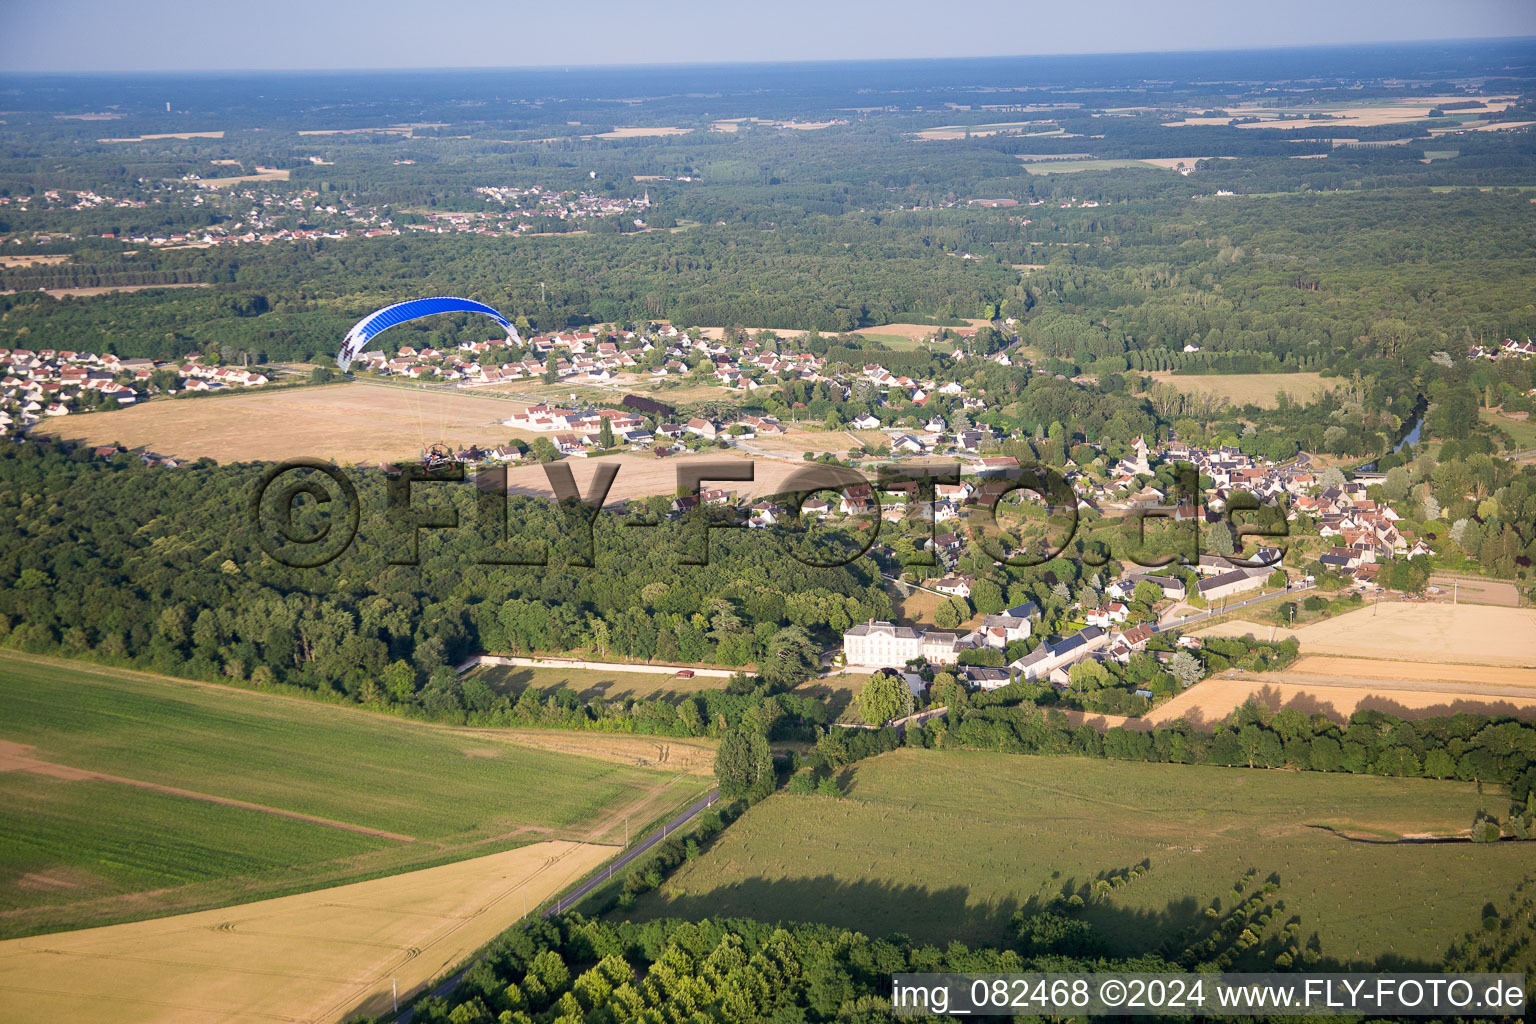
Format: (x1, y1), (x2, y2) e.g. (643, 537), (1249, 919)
(1156, 583), (1316, 633)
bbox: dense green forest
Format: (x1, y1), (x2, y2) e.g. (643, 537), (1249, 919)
(3, 187), (1532, 360)
(0, 442), (889, 703)
(385, 894), (1536, 1024)
(0, 442), (1119, 707)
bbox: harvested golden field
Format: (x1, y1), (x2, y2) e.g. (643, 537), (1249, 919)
(1432, 119), (1536, 134)
(1285, 654), (1536, 689)
(193, 167), (291, 188)
(504, 450), (864, 503)
(625, 381), (741, 403)
(98, 131), (225, 142)
(1195, 603), (1536, 667)
(915, 122), (1071, 141)
(1144, 672), (1536, 729)
(468, 662), (728, 703)
(590, 126), (690, 139)
(743, 429), (886, 455)
(0, 255), (70, 269)
(1136, 156), (1231, 169)
(1142, 371), (1331, 408)
(460, 729), (718, 777)
(695, 325), (813, 341)
(1, 283), (211, 299)
(0, 841), (611, 1024)
(32, 382), (533, 464)
(1428, 575), (1522, 607)
(1163, 98), (1515, 129)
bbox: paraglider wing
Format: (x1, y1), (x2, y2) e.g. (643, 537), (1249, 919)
(337, 296), (520, 370)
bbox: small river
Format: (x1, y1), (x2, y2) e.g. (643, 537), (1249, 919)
(1359, 396), (1426, 472)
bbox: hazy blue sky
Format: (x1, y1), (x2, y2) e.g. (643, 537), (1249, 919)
(3, 0), (1533, 72)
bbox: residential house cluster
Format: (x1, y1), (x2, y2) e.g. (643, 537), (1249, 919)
(502, 405), (652, 453)
(1294, 483), (1429, 584)
(1468, 338), (1536, 361)
(1093, 436), (1319, 512)
(1007, 618), (1167, 688)
(0, 348), (267, 434)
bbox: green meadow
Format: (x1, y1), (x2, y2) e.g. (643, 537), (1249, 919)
(0, 653), (696, 937)
(634, 747), (1531, 967)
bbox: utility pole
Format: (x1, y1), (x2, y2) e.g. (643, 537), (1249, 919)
(392, 979), (398, 1013)
(540, 281), (546, 303)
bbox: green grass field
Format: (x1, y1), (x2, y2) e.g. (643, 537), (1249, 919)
(1018, 159), (1159, 174)
(467, 663), (725, 702)
(632, 748), (1530, 966)
(1482, 408), (1536, 449)
(0, 653), (703, 937)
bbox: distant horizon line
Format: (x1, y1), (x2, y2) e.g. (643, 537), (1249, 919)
(3, 33), (1533, 77)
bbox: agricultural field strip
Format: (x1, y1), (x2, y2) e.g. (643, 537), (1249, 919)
(0, 740), (414, 842)
(1194, 604), (1536, 668)
(1229, 673), (1536, 703)
(0, 652), (715, 940)
(1284, 655), (1536, 689)
(0, 652), (696, 840)
(633, 749), (1522, 962)
(0, 841), (614, 1024)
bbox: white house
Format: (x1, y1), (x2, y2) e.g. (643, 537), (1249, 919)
(843, 620), (925, 668)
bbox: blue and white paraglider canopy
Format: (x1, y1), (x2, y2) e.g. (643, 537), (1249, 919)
(337, 296), (521, 370)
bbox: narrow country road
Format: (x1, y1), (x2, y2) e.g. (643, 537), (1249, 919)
(395, 788), (719, 1022)
(1156, 583), (1316, 633)
(543, 788), (720, 918)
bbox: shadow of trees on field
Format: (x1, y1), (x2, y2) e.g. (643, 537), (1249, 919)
(636, 872), (1442, 971)
(474, 664), (705, 704)
(645, 876), (1022, 946)
(1164, 683), (1536, 730)
(792, 680), (856, 718)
